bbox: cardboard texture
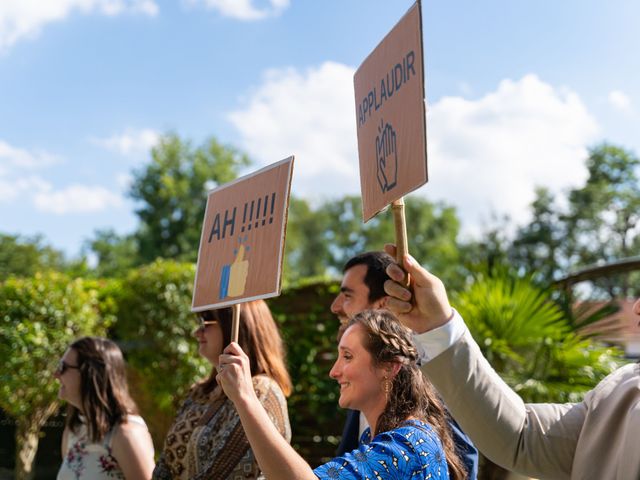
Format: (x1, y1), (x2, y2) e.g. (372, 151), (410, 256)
(354, 1), (428, 221)
(192, 157), (294, 311)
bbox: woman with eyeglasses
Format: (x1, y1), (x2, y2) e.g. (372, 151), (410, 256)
(153, 299), (292, 480)
(55, 336), (155, 479)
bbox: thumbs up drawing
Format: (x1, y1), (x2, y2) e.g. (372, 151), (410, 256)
(228, 244), (249, 297)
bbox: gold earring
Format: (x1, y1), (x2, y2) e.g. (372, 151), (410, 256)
(383, 376), (391, 399)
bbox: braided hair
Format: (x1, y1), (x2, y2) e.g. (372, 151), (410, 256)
(347, 310), (467, 480)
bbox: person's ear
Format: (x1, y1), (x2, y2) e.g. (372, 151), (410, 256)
(385, 362), (402, 379)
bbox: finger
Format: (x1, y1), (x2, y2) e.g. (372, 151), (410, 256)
(386, 263), (406, 283)
(223, 341), (243, 355)
(384, 243), (397, 257)
(384, 279), (412, 302)
(401, 254), (434, 287)
(385, 297), (413, 315)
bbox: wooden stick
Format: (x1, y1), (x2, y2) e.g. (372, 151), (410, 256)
(231, 303), (241, 344)
(391, 198), (410, 286)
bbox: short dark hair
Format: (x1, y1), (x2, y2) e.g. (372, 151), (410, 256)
(343, 251), (395, 303)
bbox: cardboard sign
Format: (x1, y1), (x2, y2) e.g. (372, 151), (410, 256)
(192, 157), (294, 311)
(354, 1), (427, 221)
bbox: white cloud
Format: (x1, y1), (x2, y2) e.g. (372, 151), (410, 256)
(229, 61), (359, 198)
(230, 68), (600, 236)
(427, 74), (599, 235)
(189, 0), (289, 20)
(608, 90), (632, 112)
(0, 176), (50, 202)
(33, 184), (124, 214)
(0, 139), (60, 202)
(0, 140), (61, 168)
(92, 128), (159, 156)
(0, 0), (158, 51)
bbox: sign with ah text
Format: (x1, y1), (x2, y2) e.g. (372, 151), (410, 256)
(354, 1), (427, 221)
(192, 157), (294, 311)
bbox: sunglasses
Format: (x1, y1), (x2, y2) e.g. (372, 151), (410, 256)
(197, 311), (219, 329)
(57, 359), (80, 375)
(198, 319), (219, 329)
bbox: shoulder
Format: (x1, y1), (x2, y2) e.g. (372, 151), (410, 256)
(112, 415), (152, 450)
(377, 420), (444, 453)
(252, 374), (286, 401)
(586, 363), (640, 404)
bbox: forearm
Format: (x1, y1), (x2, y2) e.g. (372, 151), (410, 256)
(235, 395), (316, 480)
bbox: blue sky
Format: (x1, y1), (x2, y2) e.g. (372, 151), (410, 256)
(1, 0), (639, 258)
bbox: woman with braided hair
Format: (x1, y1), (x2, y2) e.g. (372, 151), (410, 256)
(217, 309), (467, 479)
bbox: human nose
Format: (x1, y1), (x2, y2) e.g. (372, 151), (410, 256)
(330, 294), (343, 315)
(329, 358), (341, 379)
(633, 298), (640, 316)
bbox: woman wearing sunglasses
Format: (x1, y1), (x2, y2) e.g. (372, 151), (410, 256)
(153, 299), (292, 480)
(55, 336), (155, 479)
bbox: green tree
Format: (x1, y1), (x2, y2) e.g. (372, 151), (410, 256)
(564, 143), (640, 297)
(509, 187), (564, 283)
(0, 272), (109, 480)
(0, 234), (66, 280)
(111, 259), (208, 448)
(284, 195), (463, 286)
(129, 133), (250, 263)
(84, 228), (140, 278)
(508, 143), (640, 297)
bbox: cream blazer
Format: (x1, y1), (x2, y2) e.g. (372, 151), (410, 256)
(422, 329), (640, 480)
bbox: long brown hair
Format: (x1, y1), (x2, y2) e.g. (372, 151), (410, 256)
(66, 337), (139, 442)
(198, 299), (292, 396)
(347, 310), (467, 480)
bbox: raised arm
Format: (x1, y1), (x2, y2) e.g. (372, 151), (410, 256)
(381, 246), (583, 478)
(217, 343), (316, 480)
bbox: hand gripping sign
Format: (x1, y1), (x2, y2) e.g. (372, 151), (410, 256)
(192, 157), (294, 339)
(353, 1), (427, 283)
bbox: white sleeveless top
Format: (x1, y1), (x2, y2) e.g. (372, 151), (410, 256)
(57, 415), (147, 480)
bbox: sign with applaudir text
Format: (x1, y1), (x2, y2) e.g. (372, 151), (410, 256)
(354, 1), (428, 221)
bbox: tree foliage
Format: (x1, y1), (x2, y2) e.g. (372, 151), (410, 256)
(0, 272), (109, 479)
(110, 259), (208, 447)
(452, 269), (623, 403)
(128, 133), (250, 264)
(0, 234), (67, 280)
(285, 195), (463, 287)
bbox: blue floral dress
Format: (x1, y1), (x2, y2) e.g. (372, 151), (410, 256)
(314, 419), (449, 479)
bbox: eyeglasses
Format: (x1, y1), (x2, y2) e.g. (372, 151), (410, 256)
(57, 360), (80, 375)
(198, 318), (219, 329)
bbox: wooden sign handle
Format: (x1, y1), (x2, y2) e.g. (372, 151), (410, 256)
(391, 198), (410, 287)
(231, 304), (241, 344)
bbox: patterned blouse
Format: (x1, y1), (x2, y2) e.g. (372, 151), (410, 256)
(57, 415), (149, 480)
(153, 375), (291, 480)
(313, 419), (450, 479)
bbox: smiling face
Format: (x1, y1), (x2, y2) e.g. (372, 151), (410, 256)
(329, 324), (388, 423)
(54, 348), (83, 410)
(194, 320), (224, 366)
(331, 264), (384, 325)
